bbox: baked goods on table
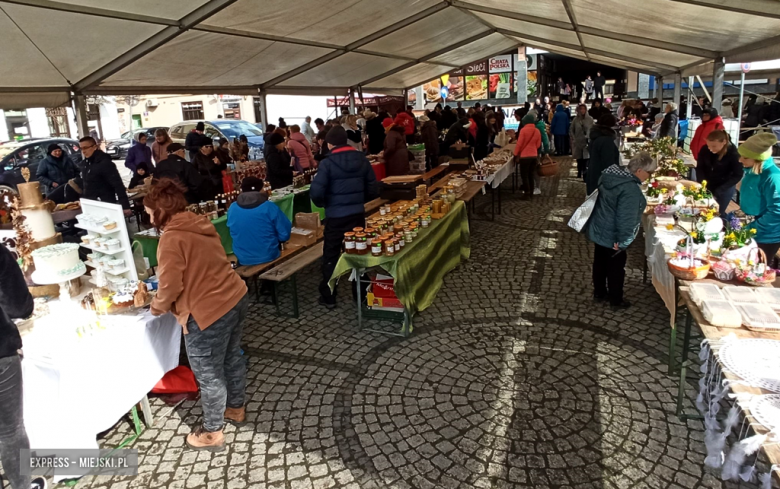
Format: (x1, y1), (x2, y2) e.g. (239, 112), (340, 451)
(30, 243), (85, 280)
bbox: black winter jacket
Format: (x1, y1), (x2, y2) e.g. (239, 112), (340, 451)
(37, 154), (80, 192)
(695, 144), (744, 192)
(310, 145), (379, 219)
(586, 125), (621, 195)
(265, 146), (293, 189)
(659, 110), (679, 139)
(184, 130), (205, 159)
(155, 154), (208, 204)
(82, 149), (129, 208)
(0, 245), (33, 359)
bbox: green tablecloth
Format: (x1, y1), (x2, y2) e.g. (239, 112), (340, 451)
(135, 188), (316, 268)
(328, 200), (470, 315)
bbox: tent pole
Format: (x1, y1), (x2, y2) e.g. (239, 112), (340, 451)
(686, 76), (694, 119)
(73, 94), (89, 139)
(712, 57), (725, 108)
(256, 91), (268, 131)
(348, 88), (356, 115)
(673, 73), (681, 109)
(516, 45), (527, 105)
(737, 71), (745, 139)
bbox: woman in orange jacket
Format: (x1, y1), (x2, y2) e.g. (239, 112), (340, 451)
(514, 112), (542, 199)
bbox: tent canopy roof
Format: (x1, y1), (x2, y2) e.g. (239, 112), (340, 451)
(1, 0), (779, 107)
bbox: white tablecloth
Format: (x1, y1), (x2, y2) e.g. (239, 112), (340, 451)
(22, 306), (180, 450)
(485, 158), (515, 189)
(643, 214), (688, 326)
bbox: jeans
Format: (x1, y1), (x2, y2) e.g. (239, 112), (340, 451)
(711, 186), (735, 217)
(517, 157), (537, 196)
(593, 244), (627, 305)
(595, 87), (604, 100)
(185, 294), (248, 432)
(577, 158), (589, 178)
(0, 355), (29, 489)
(319, 213), (366, 304)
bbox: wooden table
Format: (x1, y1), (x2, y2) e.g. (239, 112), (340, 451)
(676, 288), (780, 484)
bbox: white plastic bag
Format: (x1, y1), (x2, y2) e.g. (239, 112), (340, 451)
(568, 190), (599, 233)
(495, 129), (510, 147)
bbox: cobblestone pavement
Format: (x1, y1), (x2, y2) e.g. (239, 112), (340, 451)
(57, 158), (763, 488)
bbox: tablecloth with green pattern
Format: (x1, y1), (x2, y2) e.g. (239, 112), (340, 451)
(328, 200), (470, 315)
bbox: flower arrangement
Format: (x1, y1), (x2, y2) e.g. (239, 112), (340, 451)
(623, 137), (687, 178)
(722, 216), (756, 250)
(682, 179), (713, 202)
(624, 116), (643, 127)
(645, 178), (664, 198)
(699, 206), (717, 222)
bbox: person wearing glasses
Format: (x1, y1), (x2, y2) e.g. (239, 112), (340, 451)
(79, 136), (131, 215)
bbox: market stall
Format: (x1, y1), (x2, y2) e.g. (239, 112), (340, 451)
(329, 196), (470, 337)
(674, 286), (780, 486)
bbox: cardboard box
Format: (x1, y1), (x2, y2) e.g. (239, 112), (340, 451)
(286, 212), (322, 247)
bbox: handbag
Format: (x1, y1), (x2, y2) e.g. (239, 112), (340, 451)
(568, 190), (599, 233)
(537, 155), (559, 176)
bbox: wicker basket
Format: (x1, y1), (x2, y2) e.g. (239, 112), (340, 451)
(735, 248), (777, 286)
(667, 257), (711, 280)
(537, 155), (558, 177)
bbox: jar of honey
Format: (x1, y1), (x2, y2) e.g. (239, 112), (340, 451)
(404, 227), (413, 244)
(344, 232), (356, 254)
(410, 224), (418, 239)
(355, 233), (367, 254)
(365, 227), (375, 246)
(371, 239), (383, 256)
(353, 227), (364, 234)
(393, 237), (400, 252)
(385, 240), (395, 256)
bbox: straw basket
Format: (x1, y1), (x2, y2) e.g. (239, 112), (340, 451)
(537, 155), (558, 177)
(667, 257), (711, 280)
(735, 248), (777, 286)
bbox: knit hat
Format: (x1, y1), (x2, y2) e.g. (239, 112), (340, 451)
(195, 122), (205, 131)
(268, 132), (285, 146)
(418, 115), (430, 122)
(597, 113), (617, 127)
(738, 132), (778, 161)
(201, 137), (213, 147)
(47, 143), (61, 155)
(325, 125), (348, 146)
(167, 143), (184, 153)
(381, 117), (394, 129)
(521, 113), (536, 126)
(240, 176), (264, 193)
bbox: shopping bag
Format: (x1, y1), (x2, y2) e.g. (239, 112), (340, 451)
(495, 129), (510, 147)
(568, 189), (599, 233)
(131, 240), (150, 280)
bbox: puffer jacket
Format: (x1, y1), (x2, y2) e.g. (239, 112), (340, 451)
(586, 164), (646, 250)
(287, 132), (314, 170)
(125, 138), (152, 173)
(265, 145), (293, 189)
(310, 145), (379, 219)
(659, 110), (679, 139)
(742, 158), (780, 244)
(550, 104), (570, 136)
(586, 125), (620, 195)
(690, 112), (724, 161)
(514, 116), (542, 158)
(36, 153), (80, 193)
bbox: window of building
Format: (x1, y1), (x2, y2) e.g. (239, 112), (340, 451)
(181, 101), (204, 121)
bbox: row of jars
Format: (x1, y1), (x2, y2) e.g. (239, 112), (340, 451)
(343, 219), (429, 257)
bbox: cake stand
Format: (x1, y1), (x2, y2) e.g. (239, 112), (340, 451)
(31, 266), (86, 302)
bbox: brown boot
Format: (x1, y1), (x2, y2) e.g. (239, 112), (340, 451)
(186, 427), (225, 452)
(224, 406), (246, 426)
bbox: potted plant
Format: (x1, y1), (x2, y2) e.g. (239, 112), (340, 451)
(721, 216), (757, 261)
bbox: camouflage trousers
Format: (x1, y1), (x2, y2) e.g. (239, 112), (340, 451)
(184, 294), (248, 432)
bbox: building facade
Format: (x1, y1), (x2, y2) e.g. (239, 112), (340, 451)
(115, 94), (258, 133)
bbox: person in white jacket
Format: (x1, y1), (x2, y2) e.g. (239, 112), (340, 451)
(300, 116), (317, 143)
(720, 98), (735, 118)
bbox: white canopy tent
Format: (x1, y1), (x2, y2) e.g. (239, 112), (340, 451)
(1, 0), (779, 111)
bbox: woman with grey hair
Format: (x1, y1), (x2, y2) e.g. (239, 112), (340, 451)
(586, 152), (657, 309)
(659, 102), (679, 139)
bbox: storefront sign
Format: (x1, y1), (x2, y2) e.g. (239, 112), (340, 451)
(489, 55), (513, 73)
(465, 60), (488, 75)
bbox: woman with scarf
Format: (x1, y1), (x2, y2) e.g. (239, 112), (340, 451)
(151, 128), (171, 165)
(37, 143), (80, 194)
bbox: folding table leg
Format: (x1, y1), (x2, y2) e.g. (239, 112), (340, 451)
(675, 309), (693, 417)
(140, 395), (154, 428)
(291, 275), (299, 318)
(272, 282), (280, 315)
(668, 326), (677, 375)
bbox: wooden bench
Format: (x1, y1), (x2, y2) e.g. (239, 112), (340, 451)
(234, 247), (304, 302)
(258, 242), (324, 318)
(421, 165), (447, 185)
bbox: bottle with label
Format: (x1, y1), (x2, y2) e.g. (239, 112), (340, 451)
(355, 232), (367, 255)
(344, 232), (356, 254)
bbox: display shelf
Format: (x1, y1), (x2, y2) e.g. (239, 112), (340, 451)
(76, 199), (137, 282)
(74, 222), (122, 234)
(80, 243), (126, 255)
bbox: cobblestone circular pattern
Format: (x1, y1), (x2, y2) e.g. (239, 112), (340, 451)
(353, 322), (691, 489)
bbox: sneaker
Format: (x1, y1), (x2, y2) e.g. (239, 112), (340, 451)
(533, 188), (542, 195)
(224, 406), (246, 426)
(318, 296), (336, 310)
(186, 427), (225, 452)
(610, 300), (631, 310)
(31, 477), (48, 489)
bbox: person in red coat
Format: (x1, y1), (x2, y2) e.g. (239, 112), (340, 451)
(394, 110), (416, 144)
(514, 113), (542, 199)
(690, 108), (724, 162)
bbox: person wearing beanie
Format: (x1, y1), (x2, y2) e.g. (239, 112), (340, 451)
(128, 161), (154, 190)
(36, 142), (80, 194)
(586, 113), (621, 195)
(185, 121), (207, 161)
(394, 110), (416, 144)
(191, 136), (227, 197)
(365, 111), (386, 155)
(738, 133), (780, 266)
(125, 131), (153, 173)
(265, 132), (293, 189)
(155, 143), (208, 204)
(227, 176), (291, 267)
(310, 120), (379, 309)
(514, 113), (542, 199)
(383, 118), (409, 176)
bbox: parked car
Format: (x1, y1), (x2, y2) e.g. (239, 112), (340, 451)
(169, 119), (264, 160)
(0, 138), (81, 194)
(105, 127), (167, 160)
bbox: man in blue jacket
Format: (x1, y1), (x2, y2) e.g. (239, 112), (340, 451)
(310, 126), (379, 308)
(227, 177), (291, 266)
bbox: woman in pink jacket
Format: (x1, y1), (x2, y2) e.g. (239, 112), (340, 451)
(513, 113), (542, 199)
(287, 125), (314, 171)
